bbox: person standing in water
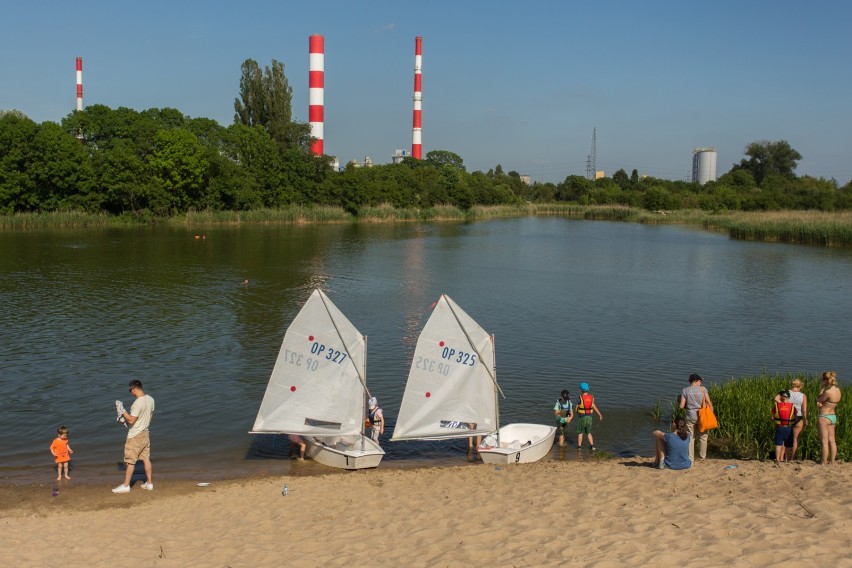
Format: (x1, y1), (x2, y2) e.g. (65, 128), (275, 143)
(575, 382), (603, 451)
(553, 389), (574, 447)
(368, 397), (384, 444)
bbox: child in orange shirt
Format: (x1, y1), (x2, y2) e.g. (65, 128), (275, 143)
(49, 426), (74, 480)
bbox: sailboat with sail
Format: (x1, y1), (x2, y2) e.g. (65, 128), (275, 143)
(391, 294), (555, 464)
(250, 289), (384, 470)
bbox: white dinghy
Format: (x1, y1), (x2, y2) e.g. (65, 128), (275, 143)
(391, 294), (555, 464)
(250, 289), (384, 470)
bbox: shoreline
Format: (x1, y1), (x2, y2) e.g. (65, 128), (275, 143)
(3, 458), (849, 567)
(3, 206), (852, 247)
(1, 443), (607, 490)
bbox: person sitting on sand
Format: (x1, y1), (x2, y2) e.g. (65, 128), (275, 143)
(652, 417), (691, 470)
(288, 434), (306, 460)
(553, 389), (574, 447)
(772, 390), (797, 463)
(817, 371), (842, 466)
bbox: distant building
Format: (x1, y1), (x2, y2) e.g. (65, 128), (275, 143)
(520, 175), (531, 186)
(692, 147), (717, 185)
(391, 149), (409, 164)
(348, 156), (373, 169)
(595, 170), (605, 180)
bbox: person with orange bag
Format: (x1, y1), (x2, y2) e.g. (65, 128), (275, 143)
(679, 373), (713, 462)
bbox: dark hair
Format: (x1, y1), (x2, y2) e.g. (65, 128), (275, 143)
(560, 390), (570, 399)
(129, 379), (143, 390)
(57, 425), (69, 435)
(672, 417), (688, 440)
(688, 373), (703, 383)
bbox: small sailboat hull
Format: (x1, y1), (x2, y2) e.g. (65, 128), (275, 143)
(478, 423), (556, 465)
(305, 435), (385, 470)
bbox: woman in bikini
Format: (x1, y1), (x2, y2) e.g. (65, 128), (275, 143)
(816, 371), (842, 465)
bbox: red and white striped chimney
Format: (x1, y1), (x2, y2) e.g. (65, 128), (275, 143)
(76, 57), (83, 111)
(412, 37), (422, 159)
(309, 34), (324, 156)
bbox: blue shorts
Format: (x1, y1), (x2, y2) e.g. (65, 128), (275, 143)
(774, 426), (793, 448)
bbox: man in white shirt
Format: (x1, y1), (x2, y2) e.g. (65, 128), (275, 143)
(112, 380), (155, 494)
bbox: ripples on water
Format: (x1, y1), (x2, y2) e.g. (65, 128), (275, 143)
(1, 220), (851, 479)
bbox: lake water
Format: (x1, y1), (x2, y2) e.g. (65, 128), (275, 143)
(2, 218), (850, 483)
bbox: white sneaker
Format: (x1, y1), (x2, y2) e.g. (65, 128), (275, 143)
(112, 484), (130, 494)
(141, 482), (154, 491)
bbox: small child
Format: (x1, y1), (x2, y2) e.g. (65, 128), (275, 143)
(576, 382), (604, 451)
(49, 426), (74, 481)
(554, 389), (574, 447)
(368, 397), (384, 444)
(772, 389), (797, 462)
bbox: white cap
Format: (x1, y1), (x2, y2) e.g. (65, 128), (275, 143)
(368, 397), (377, 409)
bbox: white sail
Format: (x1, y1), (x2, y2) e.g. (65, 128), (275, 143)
(391, 295), (498, 441)
(251, 289), (366, 437)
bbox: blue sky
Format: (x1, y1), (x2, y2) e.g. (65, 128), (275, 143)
(2, 1), (850, 184)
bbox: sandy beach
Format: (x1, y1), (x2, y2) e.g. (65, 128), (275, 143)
(2, 457), (849, 568)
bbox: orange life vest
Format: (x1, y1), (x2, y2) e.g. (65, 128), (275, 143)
(577, 393), (594, 415)
(773, 401), (796, 427)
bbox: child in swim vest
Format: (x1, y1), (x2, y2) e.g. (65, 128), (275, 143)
(576, 382), (603, 451)
(49, 426), (74, 481)
(772, 390), (797, 462)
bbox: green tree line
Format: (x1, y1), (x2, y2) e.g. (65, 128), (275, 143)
(2, 60), (851, 217)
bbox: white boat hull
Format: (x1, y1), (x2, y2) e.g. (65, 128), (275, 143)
(305, 435), (385, 470)
(478, 423), (556, 465)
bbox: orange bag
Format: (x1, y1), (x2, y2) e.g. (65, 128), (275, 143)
(698, 390), (718, 432)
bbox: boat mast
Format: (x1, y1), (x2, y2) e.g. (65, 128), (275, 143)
(492, 334), (500, 448)
(361, 335), (368, 452)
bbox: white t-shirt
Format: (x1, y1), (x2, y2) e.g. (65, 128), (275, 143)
(128, 394), (155, 439)
(788, 391), (805, 416)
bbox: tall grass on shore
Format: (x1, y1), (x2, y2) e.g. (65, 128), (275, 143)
(173, 206), (354, 225)
(706, 372), (848, 462)
(0, 211), (127, 229)
(701, 210), (852, 247)
(5, 206), (852, 247)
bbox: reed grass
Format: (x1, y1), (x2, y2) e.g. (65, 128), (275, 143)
(704, 372), (848, 462)
(172, 206), (354, 226)
(702, 210), (852, 247)
(0, 211), (129, 229)
(5, 206), (852, 247)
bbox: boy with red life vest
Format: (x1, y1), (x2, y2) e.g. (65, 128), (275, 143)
(576, 382), (603, 451)
(772, 389), (798, 462)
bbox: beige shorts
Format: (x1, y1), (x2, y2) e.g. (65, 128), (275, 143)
(124, 430), (151, 464)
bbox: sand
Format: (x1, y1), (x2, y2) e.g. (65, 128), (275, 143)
(1, 457), (850, 567)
